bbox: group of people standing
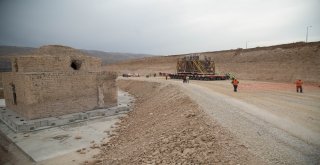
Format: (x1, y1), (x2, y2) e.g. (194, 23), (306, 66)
(183, 76), (189, 83)
(175, 75), (304, 93)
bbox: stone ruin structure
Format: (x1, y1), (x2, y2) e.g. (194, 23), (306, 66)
(2, 45), (117, 120)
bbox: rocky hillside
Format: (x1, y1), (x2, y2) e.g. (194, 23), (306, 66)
(105, 42), (320, 83)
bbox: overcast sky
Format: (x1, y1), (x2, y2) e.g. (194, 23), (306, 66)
(0, 0), (319, 55)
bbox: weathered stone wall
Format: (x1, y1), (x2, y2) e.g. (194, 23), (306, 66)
(3, 71), (117, 119)
(97, 71), (118, 107)
(2, 45), (118, 120)
(0, 73), (3, 98)
(2, 73), (28, 110)
(12, 55), (101, 72)
(0, 73), (2, 87)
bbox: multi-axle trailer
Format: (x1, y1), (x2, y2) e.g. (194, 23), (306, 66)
(169, 72), (228, 80)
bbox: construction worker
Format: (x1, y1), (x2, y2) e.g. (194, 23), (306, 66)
(183, 76), (187, 83)
(231, 78), (239, 92)
(295, 79), (303, 93)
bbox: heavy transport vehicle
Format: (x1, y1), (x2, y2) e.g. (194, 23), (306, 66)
(168, 55), (229, 81)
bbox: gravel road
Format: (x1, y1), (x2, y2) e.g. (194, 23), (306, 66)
(128, 77), (320, 164)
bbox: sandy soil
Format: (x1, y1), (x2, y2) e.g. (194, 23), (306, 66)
(91, 80), (264, 164)
(96, 77), (320, 165)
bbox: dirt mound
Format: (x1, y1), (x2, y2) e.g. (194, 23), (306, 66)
(104, 42), (320, 83)
(91, 80), (263, 164)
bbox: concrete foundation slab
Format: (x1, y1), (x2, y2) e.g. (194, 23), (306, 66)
(0, 89), (134, 163)
(0, 89), (130, 133)
(0, 99), (5, 107)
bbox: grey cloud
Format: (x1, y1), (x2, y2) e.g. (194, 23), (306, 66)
(0, 0), (319, 54)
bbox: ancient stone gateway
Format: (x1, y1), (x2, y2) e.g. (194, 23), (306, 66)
(2, 45), (117, 120)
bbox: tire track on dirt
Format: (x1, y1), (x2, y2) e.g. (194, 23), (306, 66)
(179, 83), (320, 164)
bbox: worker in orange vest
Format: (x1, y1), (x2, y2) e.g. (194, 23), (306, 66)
(232, 78), (239, 92)
(295, 79), (303, 93)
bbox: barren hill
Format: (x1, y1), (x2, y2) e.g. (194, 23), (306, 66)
(81, 50), (152, 64)
(104, 42), (320, 83)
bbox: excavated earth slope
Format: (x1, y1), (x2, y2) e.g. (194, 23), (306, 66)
(90, 80), (264, 164)
(104, 42), (320, 83)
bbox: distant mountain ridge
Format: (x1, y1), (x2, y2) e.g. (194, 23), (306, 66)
(80, 49), (153, 64)
(0, 45), (153, 71)
(0, 46), (35, 56)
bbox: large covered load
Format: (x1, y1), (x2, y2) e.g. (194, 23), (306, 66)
(177, 55), (215, 74)
(170, 54), (228, 81)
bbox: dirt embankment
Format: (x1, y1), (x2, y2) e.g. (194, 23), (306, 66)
(104, 42), (320, 83)
(92, 80), (263, 164)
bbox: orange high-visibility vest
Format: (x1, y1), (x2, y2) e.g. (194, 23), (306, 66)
(232, 79), (239, 85)
(296, 80), (303, 87)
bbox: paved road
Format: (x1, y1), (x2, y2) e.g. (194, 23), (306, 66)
(126, 77), (320, 164)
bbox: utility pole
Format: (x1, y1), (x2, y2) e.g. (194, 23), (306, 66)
(246, 41), (249, 49)
(306, 26), (312, 42)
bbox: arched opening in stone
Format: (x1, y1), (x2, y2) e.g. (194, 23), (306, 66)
(70, 60), (82, 70)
